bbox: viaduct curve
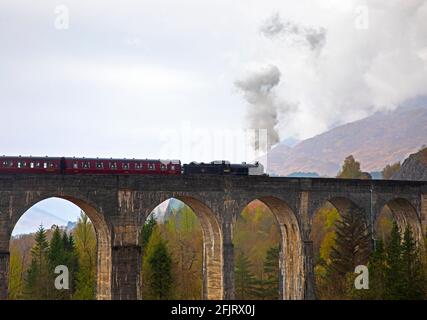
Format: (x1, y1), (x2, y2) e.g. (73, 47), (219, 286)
(0, 174), (426, 300)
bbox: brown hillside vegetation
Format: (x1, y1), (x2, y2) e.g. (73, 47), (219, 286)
(267, 106), (427, 176)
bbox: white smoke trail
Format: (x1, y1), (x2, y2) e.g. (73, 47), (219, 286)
(234, 64), (282, 146)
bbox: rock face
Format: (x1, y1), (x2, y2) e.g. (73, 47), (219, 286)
(392, 148), (427, 181)
(267, 106), (427, 176)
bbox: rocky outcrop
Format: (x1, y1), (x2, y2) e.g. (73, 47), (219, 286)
(392, 148), (427, 181)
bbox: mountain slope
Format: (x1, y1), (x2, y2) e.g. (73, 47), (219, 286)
(267, 106), (427, 176)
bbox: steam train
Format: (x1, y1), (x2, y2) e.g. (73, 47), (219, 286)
(0, 156), (265, 176)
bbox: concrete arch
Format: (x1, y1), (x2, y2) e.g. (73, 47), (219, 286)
(237, 196), (303, 300)
(377, 198), (423, 247)
(9, 195), (112, 300)
(143, 195), (223, 300)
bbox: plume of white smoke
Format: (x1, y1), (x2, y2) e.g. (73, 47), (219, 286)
(243, 0), (427, 141)
(260, 13), (327, 51)
(234, 64), (282, 146)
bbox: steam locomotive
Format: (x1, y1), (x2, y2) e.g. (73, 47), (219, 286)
(0, 156), (265, 176)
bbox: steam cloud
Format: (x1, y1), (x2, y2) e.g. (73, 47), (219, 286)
(260, 13), (327, 51)
(238, 1), (427, 142)
(234, 64), (282, 146)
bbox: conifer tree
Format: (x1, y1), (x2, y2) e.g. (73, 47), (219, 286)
(327, 208), (371, 298)
(400, 226), (425, 299)
(48, 226), (67, 299)
(63, 232), (79, 297)
(234, 251), (258, 299)
(361, 239), (386, 299)
(25, 225), (50, 299)
(255, 245), (279, 299)
(49, 227), (66, 268)
(148, 239), (173, 299)
(385, 221), (404, 299)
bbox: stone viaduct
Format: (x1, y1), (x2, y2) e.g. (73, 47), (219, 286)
(0, 174), (426, 300)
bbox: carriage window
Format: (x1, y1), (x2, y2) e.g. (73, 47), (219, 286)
(148, 163), (155, 170)
(3, 161), (13, 167)
(110, 162), (117, 169)
(49, 162), (55, 168)
(123, 163), (129, 170)
(96, 162), (104, 169)
(82, 162), (90, 169)
(30, 162), (34, 169)
(135, 163), (142, 170)
(17, 162), (23, 168)
(73, 162), (78, 169)
(43, 162), (47, 169)
(171, 165), (175, 170)
(160, 164), (166, 170)
(35, 162), (41, 168)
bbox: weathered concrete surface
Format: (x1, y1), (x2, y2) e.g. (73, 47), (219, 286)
(0, 174), (426, 300)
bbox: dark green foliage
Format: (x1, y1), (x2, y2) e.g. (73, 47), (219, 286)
(140, 216), (157, 251)
(148, 240), (173, 299)
(368, 222), (425, 300)
(24, 224), (83, 300)
(384, 222), (405, 299)
(255, 245), (280, 299)
(400, 227), (425, 299)
(326, 208), (371, 298)
(49, 227), (65, 267)
(234, 251), (258, 299)
(25, 225), (50, 299)
(367, 240), (387, 299)
(63, 232), (79, 295)
(48, 227), (68, 299)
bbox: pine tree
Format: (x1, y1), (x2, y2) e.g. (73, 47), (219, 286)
(400, 226), (425, 299)
(327, 208), (371, 298)
(385, 221), (404, 299)
(63, 232), (79, 297)
(48, 226), (67, 299)
(49, 227), (66, 267)
(25, 225), (50, 299)
(367, 240), (387, 299)
(234, 251), (258, 299)
(148, 239), (173, 299)
(255, 245), (279, 299)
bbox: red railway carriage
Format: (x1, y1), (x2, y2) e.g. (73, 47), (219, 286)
(0, 156), (181, 175)
(0, 156), (61, 174)
(63, 158), (181, 175)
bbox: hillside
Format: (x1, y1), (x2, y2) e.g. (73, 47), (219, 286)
(392, 147), (427, 181)
(267, 106), (427, 177)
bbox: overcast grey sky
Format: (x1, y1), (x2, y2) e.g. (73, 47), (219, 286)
(3, 0), (427, 234)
